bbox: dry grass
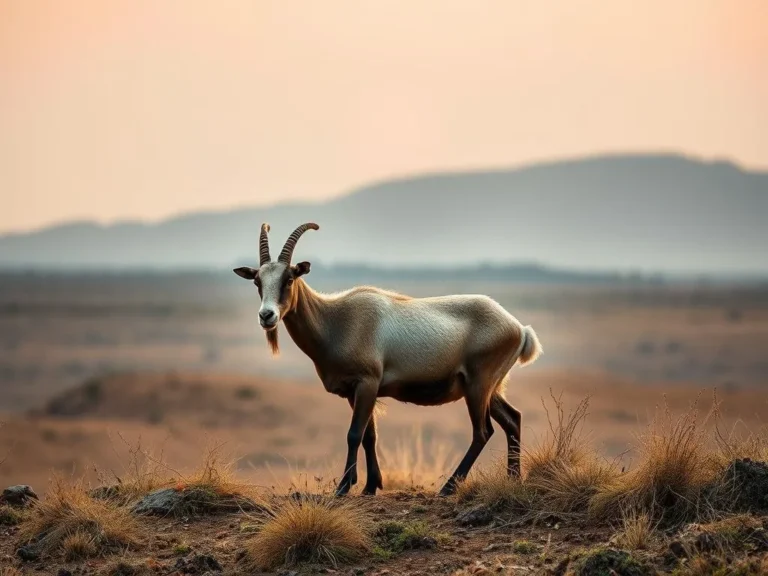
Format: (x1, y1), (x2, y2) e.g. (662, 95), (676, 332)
(95, 437), (266, 516)
(524, 392), (619, 516)
(1, 569), (23, 576)
(613, 506), (656, 550)
(245, 494), (373, 570)
(378, 424), (458, 491)
(590, 393), (722, 524)
(456, 460), (536, 512)
(681, 554), (768, 576)
(457, 392), (618, 519)
(62, 531), (99, 561)
(712, 391), (768, 466)
(19, 474), (139, 559)
(95, 433), (175, 504)
(0, 504), (23, 525)
(456, 389), (765, 529)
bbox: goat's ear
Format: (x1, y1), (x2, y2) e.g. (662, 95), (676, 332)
(292, 261), (311, 278)
(233, 266), (258, 280)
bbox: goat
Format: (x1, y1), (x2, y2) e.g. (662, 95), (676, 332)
(233, 222), (542, 497)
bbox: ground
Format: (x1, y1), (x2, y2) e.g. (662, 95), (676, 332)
(1, 276), (767, 574)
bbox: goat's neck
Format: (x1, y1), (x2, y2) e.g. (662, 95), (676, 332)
(282, 279), (330, 364)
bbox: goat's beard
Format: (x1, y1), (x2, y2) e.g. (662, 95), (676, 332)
(266, 328), (280, 356)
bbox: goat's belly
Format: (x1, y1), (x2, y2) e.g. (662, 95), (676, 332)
(379, 376), (464, 406)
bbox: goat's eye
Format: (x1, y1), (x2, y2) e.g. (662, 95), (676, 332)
(286, 278), (294, 287)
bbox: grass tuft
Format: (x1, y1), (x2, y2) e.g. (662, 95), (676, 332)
(19, 474), (139, 559)
(245, 495), (372, 570)
(614, 507), (656, 550)
(62, 531), (99, 561)
(96, 437), (266, 516)
(591, 393), (721, 525)
(374, 519), (444, 554)
(0, 505), (23, 526)
(457, 392), (617, 520)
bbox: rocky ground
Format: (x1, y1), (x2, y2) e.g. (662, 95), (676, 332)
(2, 457), (768, 576)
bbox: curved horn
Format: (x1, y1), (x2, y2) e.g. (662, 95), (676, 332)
(278, 222), (319, 264)
(259, 223), (271, 266)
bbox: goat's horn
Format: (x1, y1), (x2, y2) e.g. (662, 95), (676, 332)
(278, 222), (319, 264)
(259, 223), (271, 266)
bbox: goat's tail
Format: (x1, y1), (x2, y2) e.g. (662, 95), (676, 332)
(516, 325), (542, 367)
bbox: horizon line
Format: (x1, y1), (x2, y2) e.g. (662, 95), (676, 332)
(2, 148), (763, 238)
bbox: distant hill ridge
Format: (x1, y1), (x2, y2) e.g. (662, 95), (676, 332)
(2, 153), (766, 274)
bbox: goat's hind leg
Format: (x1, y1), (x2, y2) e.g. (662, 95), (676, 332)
(438, 384), (494, 497)
(347, 398), (383, 496)
(490, 392), (522, 477)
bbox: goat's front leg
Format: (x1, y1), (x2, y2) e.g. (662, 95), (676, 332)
(335, 378), (378, 497)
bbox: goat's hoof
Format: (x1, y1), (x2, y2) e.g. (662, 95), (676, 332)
(334, 484), (351, 498)
(437, 483), (457, 497)
(361, 485), (378, 496)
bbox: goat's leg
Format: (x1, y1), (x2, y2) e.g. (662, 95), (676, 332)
(438, 387), (493, 497)
(335, 379), (378, 497)
(347, 398), (383, 496)
(490, 392), (522, 477)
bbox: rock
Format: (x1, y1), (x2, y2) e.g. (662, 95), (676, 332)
(668, 540), (689, 559)
(695, 532), (717, 552)
(572, 548), (652, 576)
(1, 485), (39, 507)
(456, 504), (493, 527)
(16, 544), (41, 561)
(400, 534), (437, 550)
(133, 486), (260, 517)
(133, 488), (181, 515)
(173, 553), (223, 574)
(722, 458), (768, 512)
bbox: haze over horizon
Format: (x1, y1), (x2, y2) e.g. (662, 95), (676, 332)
(2, 1), (766, 234)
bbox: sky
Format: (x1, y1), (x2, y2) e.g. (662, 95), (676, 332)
(1, 0), (766, 234)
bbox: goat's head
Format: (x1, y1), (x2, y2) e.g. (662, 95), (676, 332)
(233, 222), (318, 334)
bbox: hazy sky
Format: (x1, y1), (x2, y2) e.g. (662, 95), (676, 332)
(1, 0), (766, 234)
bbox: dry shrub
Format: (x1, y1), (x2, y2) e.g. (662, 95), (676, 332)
(378, 424), (458, 492)
(614, 506), (656, 550)
(0, 504), (24, 525)
(246, 495), (372, 570)
(681, 554), (768, 576)
(456, 459), (536, 512)
(525, 392), (619, 515)
(457, 392), (617, 519)
(95, 433), (175, 504)
(712, 391), (768, 465)
(96, 437), (266, 515)
(19, 474), (139, 559)
(62, 531), (99, 561)
(168, 442), (266, 514)
(591, 393), (721, 525)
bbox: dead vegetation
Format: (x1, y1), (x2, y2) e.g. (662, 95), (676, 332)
(589, 392), (722, 525)
(18, 474), (139, 559)
(378, 424), (457, 491)
(457, 392), (619, 521)
(244, 493), (373, 570)
(456, 387), (768, 547)
(94, 436), (265, 516)
(3, 389), (767, 574)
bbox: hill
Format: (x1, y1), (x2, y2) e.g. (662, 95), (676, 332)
(1, 153), (767, 274)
